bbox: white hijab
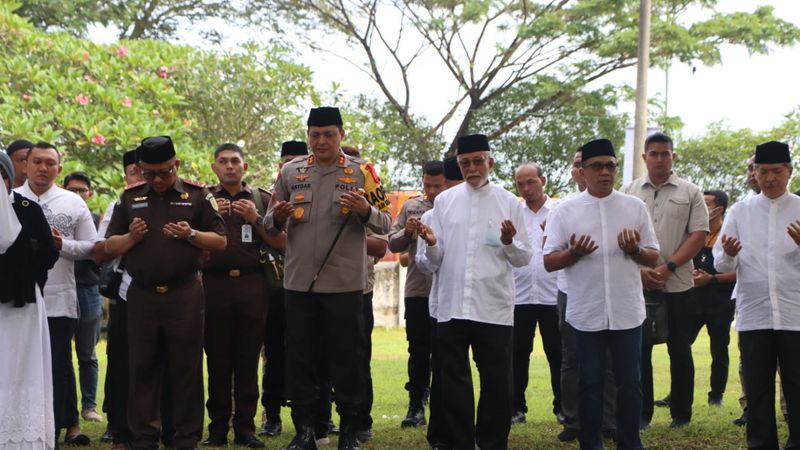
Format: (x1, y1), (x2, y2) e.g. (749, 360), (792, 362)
(1, 190), (22, 253)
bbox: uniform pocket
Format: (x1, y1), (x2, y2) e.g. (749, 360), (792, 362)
(666, 196), (690, 225)
(332, 187), (358, 221)
(290, 190), (312, 223)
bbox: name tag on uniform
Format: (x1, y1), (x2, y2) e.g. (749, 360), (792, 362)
(132, 202), (148, 209)
(241, 224), (253, 243)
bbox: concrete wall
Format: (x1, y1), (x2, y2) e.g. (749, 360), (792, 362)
(372, 261), (406, 328)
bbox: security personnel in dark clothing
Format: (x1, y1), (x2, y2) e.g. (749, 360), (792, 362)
(104, 136), (226, 450)
(265, 107), (392, 450)
(202, 143), (278, 448)
(261, 140), (306, 438)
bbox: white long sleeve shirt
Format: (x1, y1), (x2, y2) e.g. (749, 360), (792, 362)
(713, 191), (800, 331)
(423, 182), (532, 326)
(543, 190), (659, 332)
(415, 210), (439, 318)
(15, 183), (98, 318)
(513, 197), (558, 306)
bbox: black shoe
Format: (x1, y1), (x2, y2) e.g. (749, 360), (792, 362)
(234, 435), (265, 448)
(355, 429), (372, 443)
(327, 420), (339, 435)
(640, 419), (651, 430)
(708, 396), (723, 407)
(733, 412), (747, 426)
(401, 406), (426, 428)
(260, 420), (282, 437)
(430, 443), (452, 450)
(654, 394), (671, 408)
(337, 433), (361, 450)
(286, 426), (318, 450)
(557, 427), (578, 442)
(100, 428), (114, 443)
(602, 428), (616, 442)
(510, 410), (526, 425)
(670, 418), (690, 429)
(64, 434), (91, 446)
(201, 435), (227, 447)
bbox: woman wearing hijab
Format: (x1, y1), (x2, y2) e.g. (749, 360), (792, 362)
(0, 151), (59, 450)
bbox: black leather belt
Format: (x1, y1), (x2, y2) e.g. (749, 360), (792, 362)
(132, 272), (200, 294)
(203, 266), (262, 278)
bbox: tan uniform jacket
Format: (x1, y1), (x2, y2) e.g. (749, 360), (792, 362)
(266, 151), (392, 293)
(388, 195), (434, 297)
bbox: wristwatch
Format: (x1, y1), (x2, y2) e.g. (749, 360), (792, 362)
(666, 260), (677, 272)
(255, 215), (265, 227)
(186, 229), (197, 243)
(626, 246), (642, 257)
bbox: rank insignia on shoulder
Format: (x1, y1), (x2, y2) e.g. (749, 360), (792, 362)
(125, 181), (146, 190)
(294, 174), (309, 182)
(183, 179), (206, 188)
(338, 176), (356, 184)
(336, 154), (346, 166)
(206, 192), (219, 211)
(181, 192), (190, 200)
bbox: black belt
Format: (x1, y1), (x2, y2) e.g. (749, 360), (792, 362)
(203, 266), (262, 278)
(132, 272), (200, 295)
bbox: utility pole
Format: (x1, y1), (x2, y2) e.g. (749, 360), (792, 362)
(632, 0), (652, 179)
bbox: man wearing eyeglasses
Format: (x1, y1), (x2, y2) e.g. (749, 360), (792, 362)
(104, 136), (227, 450)
(620, 133), (709, 429)
(416, 134), (531, 450)
(543, 138), (660, 450)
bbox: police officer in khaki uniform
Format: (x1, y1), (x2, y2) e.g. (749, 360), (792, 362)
(202, 143), (280, 448)
(104, 136), (226, 450)
(388, 160), (446, 428)
(265, 107), (392, 450)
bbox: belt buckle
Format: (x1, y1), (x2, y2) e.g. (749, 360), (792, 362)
(155, 285), (169, 294)
(229, 269), (241, 278)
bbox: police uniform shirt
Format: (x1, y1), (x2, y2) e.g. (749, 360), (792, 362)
(105, 178), (225, 285)
(205, 183), (269, 271)
(388, 194), (434, 297)
(266, 151), (392, 293)
(713, 191), (800, 331)
(543, 190), (660, 332)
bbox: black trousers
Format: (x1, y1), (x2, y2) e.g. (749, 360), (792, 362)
(404, 296), (432, 406)
(739, 330), (800, 450)
(557, 291), (616, 432)
(104, 299), (176, 445)
(427, 318), (452, 448)
(666, 289), (696, 422)
(438, 319), (512, 450)
(512, 304), (561, 415)
(262, 288), (286, 421)
(687, 286), (735, 402)
(284, 290), (366, 433)
(361, 292), (375, 429)
(49, 316), (78, 439)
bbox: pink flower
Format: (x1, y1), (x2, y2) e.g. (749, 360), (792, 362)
(22, 94), (31, 101)
(152, 109), (160, 116)
(92, 134), (106, 145)
(122, 97), (132, 107)
(156, 66), (169, 79)
(83, 74), (92, 82)
(82, 51), (90, 61)
(75, 94), (90, 105)
(116, 46), (129, 58)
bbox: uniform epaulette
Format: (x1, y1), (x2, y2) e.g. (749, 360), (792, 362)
(183, 179), (206, 188)
(124, 181), (146, 190)
(257, 187), (272, 196)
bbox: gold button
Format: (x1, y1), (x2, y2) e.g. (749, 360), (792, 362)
(156, 286), (168, 294)
(229, 269), (241, 278)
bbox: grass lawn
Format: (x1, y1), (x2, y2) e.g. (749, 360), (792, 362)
(75, 327), (788, 449)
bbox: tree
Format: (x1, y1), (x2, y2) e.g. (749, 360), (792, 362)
(13, 0), (237, 40)
(248, 0), (800, 153)
(0, 3), (313, 211)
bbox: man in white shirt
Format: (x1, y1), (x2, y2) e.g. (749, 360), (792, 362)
(510, 163), (562, 426)
(417, 134), (532, 450)
(713, 141), (800, 450)
(544, 138), (659, 450)
(15, 142), (98, 445)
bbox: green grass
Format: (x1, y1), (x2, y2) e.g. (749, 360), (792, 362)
(75, 327), (788, 449)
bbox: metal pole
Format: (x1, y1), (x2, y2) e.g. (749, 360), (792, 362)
(632, 0), (652, 180)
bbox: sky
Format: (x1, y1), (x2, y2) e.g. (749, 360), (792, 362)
(89, 1), (800, 141)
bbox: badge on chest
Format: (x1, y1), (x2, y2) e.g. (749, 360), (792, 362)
(242, 224), (253, 243)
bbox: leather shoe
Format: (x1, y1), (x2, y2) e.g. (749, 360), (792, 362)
(557, 427), (578, 442)
(640, 419), (651, 430)
(100, 428), (114, 443)
(63, 434), (90, 446)
(259, 420), (282, 437)
(733, 412), (747, 427)
(708, 396), (723, 407)
(510, 410), (526, 425)
(670, 418), (690, 429)
(286, 426), (318, 450)
(655, 394), (671, 408)
(337, 433), (361, 450)
(401, 407), (426, 428)
(234, 435), (265, 448)
(201, 435), (227, 446)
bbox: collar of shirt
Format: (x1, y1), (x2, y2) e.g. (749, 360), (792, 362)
(755, 190), (792, 206)
(211, 182), (252, 198)
(642, 172), (678, 189)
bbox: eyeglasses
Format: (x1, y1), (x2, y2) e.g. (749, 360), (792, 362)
(66, 187), (90, 194)
(141, 167), (175, 180)
(583, 162), (618, 172)
(457, 157), (488, 168)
